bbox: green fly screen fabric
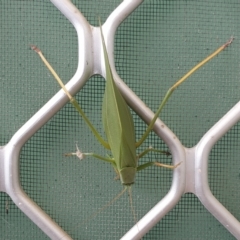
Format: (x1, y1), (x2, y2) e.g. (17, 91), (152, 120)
(0, 0), (239, 239)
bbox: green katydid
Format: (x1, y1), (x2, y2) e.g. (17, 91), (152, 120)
(31, 25), (233, 190)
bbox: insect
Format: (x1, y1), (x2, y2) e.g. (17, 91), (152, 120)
(31, 23), (233, 194)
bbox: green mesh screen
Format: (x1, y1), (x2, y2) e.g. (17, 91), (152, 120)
(0, 0), (240, 239)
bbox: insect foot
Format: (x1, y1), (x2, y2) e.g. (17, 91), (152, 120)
(64, 145), (85, 160)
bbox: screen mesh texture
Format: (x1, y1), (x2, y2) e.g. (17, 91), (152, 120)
(0, 1), (239, 239)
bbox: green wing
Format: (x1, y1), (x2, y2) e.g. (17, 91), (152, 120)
(100, 24), (137, 172)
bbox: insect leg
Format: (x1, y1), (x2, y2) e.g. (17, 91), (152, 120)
(137, 161), (181, 172)
(135, 37), (233, 148)
(31, 45), (110, 150)
(64, 145), (115, 165)
(137, 146), (171, 160)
